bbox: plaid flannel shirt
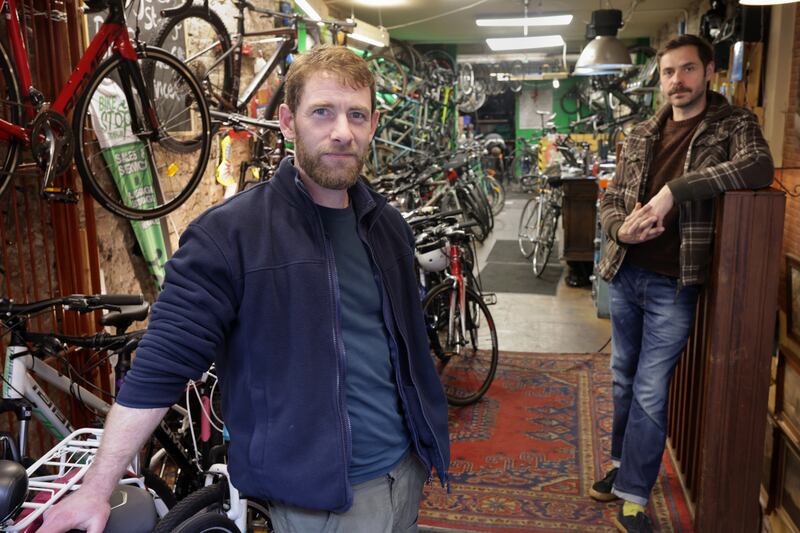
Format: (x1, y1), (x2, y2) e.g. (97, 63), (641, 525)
(597, 90), (774, 287)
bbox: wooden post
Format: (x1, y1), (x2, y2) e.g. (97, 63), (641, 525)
(692, 189), (785, 531)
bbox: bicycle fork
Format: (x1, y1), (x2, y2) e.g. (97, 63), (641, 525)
(447, 244), (466, 354)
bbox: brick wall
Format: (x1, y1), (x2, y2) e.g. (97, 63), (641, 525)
(778, 7), (800, 312)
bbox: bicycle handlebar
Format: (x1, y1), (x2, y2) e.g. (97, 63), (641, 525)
(162, 0), (355, 30)
(0, 294), (144, 318)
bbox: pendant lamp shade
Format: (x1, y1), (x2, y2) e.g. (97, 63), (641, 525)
(573, 36), (632, 75)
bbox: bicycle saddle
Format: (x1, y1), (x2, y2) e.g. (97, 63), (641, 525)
(101, 302), (150, 330)
(0, 460), (27, 522)
(101, 485), (159, 533)
(444, 153), (468, 172)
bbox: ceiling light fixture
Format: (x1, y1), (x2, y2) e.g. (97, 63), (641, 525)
(573, 9), (633, 76)
(352, 0), (406, 5)
(476, 14), (573, 27)
(739, 0), (799, 4)
(294, 0), (321, 21)
(346, 17), (390, 48)
(487, 35), (565, 52)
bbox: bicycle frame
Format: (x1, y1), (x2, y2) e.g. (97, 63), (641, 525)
(2, 343), (109, 456)
(445, 242), (466, 354)
(0, 331), (210, 495)
(0, 0), (154, 145)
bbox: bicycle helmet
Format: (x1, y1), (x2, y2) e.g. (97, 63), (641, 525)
(416, 239), (448, 273)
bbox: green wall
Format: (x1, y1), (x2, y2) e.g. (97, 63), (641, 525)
(515, 77), (583, 141)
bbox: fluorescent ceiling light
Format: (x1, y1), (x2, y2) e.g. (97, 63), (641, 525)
(740, 0), (798, 4)
(352, 0), (407, 5)
(349, 32), (388, 48)
(476, 14), (572, 27)
(348, 17), (389, 48)
(573, 66), (623, 76)
(486, 35), (565, 52)
(294, 0), (321, 21)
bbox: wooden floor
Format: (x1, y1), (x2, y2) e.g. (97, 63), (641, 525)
(475, 193), (612, 354)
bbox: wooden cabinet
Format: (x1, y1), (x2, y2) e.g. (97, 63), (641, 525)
(561, 178), (598, 262)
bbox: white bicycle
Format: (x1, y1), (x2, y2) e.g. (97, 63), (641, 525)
(0, 428), (158, 532)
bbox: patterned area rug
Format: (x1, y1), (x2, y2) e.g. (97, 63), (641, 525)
(419, 352), (693, 532)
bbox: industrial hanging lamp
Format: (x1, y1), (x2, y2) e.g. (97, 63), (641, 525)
(573, 9), (633, 76)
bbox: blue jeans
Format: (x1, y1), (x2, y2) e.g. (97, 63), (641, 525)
(608, 263), (699, 505)
(268, 453), (428, 533)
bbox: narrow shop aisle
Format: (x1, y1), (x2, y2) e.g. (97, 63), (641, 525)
(475, 192), (611, 354)
(418, 192), (692, 533)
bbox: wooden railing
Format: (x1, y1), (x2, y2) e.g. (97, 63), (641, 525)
(667, 188), (785, 532)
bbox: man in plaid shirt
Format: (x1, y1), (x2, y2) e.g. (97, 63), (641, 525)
(592, 34), (773, 533)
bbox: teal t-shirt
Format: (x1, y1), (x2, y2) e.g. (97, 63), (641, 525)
(317, 203), (410, 484)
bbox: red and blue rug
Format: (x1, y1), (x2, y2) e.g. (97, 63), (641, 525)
(419, 352), (693, 532)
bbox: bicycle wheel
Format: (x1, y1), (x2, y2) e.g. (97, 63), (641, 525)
(367, 54), (407, 113)
(74, 46), (212, 220)
(532, 205), (557, 277)
(153, 481), (273, 533)
(454, 188), (487, 243)
(153, 6), (235, 112)
(172, 512), (240, 533)
(511, 147), (534, 184)
(517, 197), (541, 258)
(479, 173), (504, 216)
(0, 41), (21, 196)
(423, 283), (498, 406)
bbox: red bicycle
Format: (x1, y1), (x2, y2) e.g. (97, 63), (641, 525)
(0, 0), (211, 220)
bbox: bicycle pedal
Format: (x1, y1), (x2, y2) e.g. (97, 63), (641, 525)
(482, 293), (497, 306)
(42, 187), (78, 204)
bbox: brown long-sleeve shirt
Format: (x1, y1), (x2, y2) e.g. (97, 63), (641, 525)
(625, 110), (705, 278)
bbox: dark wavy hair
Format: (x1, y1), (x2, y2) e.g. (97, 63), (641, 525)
(657, 34), (714, 69)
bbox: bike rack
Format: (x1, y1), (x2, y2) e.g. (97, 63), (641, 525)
(3, 428), (143, 531)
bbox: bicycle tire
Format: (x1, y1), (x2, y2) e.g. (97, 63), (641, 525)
(455, 188), (487, 243)
(171, 512), (240, 533)
(517, 197), (540, 258)
(0, 41), (21, 197)
(153, 6), (236, 113)
(423, 283), (498, 406)
(153, 480), (273, 533)
(485, 174), (505, 216)
(465, 182), (492, 232)
(143, 468), (178, 510)
(367, 53), (407, 113)
(532, 205), (557, 277)
(153, 482), (225, 533)
(73, 46), (212, 220)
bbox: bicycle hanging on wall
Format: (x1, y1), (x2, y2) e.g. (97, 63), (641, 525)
(0, 0), (212, 220)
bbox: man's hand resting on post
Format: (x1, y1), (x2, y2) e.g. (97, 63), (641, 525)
(616, 202), (665, 244)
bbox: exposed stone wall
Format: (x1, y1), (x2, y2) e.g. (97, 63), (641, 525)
(96, 0), (287, 301)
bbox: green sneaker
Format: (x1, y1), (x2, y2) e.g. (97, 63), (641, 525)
(612, 505), (653, 533)
(589, 467), (620, 501)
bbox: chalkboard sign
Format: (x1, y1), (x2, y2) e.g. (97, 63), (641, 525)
(85, 0), (189, 130)
(85, 0), (185, 51)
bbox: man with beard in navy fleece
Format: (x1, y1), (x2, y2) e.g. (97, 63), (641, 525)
(39, 45), (450, 533)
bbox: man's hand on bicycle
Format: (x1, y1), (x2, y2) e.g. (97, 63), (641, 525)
(616, 202), (664, 244)
(38, 488), (110, 533)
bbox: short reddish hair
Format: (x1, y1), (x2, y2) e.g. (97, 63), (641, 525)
(284, 45), (376, 113)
